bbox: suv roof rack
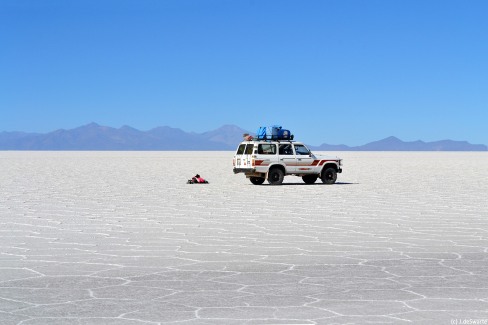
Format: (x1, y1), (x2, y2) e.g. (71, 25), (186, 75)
(242, 138), (296, 143)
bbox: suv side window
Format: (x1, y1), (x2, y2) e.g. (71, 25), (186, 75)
(236, 144), (246, 155)
(279, 144), (294, 155)
(258, 144), (276, 155)
(244, 144), (254, 155)
(294, 144), (310, 155)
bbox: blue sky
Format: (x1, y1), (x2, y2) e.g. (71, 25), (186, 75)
(1, 0), (487, 146)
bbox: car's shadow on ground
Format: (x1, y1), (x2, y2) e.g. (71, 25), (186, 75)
(259, 182), (358, 186)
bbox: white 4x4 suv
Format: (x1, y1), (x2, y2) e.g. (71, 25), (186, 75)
(233, 139), (342, 185)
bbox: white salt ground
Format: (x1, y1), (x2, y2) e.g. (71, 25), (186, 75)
(0, 151), (487, 324)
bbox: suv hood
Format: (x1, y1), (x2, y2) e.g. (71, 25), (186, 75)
(312, 153), (341, 161)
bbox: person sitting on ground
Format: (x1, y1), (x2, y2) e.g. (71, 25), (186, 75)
(188, 174), (208, 184)
(193, 174), (205, 183)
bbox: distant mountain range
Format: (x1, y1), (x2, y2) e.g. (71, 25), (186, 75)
(0, 123), (486, 151)
(309, 136), (488, 151)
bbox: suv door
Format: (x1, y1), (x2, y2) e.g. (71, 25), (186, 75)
(293, 144), (315, 173)
(278, 143), (297, 173)
(235, 143), (254, 169)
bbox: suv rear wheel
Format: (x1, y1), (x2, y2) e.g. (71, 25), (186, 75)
(250, 177), (265, 185)
(268, 168), (284, 185)
(302, 174), (318, 184)
(321, 167), (337, 184)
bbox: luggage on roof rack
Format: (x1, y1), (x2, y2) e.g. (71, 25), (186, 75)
(256, 125), (293, 141)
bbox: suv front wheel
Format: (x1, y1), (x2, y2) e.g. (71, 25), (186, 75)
(321, 167), (337, 184)
(268, 168), (284, 185)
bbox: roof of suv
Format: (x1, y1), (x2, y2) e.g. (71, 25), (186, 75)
(240, 139), (302, 144)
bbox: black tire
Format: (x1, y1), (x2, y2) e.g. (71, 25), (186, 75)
(302, 174), (318, 184)
(267, 168), (284, 185)
(321, 167), (337, 184)
(250, 177), (265, 185)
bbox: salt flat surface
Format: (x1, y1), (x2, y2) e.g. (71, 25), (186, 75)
(1, 151), (487, 325)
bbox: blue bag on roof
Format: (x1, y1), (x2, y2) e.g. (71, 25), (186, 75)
(257, 126), (267, 140)
(256, 125), (292, 140)
(278, 128), (291, 140)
